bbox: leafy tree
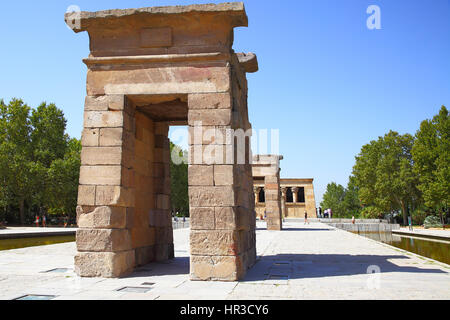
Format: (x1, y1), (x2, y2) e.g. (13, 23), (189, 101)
(170, 142), (189, 217)
(341, 176), (362, 218)
(0, 99), (34, 224)
(352, 131), (419, 225)
(0, 98), (81, 224)
(46, 138), (81, 219)
(412, 106), (449, 223)
(320, 182), (346, 217)
(321, 177), (362, 218)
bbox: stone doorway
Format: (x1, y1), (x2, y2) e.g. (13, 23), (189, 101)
(68, 3), (258, 281)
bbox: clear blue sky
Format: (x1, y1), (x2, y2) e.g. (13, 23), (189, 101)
(0, 0), (449, 204)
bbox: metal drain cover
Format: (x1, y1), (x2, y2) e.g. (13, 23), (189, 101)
(41, 268), (70, 273)
(116, 287), (152, 293)
(14, 295), (57, 300)
(141, 282), (155, 286)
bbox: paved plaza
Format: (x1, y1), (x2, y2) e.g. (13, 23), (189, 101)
(0, 221), (449, 300)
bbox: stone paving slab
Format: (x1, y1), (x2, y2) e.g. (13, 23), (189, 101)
(0, 222), (449, 300)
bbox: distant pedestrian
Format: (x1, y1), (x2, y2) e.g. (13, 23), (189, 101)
(35, 215), (40, 227)
(63, 216), (68, 228)
(352, 216), (355, 225)
(304, 211), (309, 225)
(329, 209), (333, 219)
(43, 215), (47, 228)
(319, 207), (322, 218)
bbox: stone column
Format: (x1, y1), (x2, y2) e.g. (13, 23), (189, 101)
(281, 187), (287, 219)
(292, 187), (299, 204)
(188, 90), (256, 281)
(152, 122), (175, 262)
(254, 187), (260, 205)
(264, 175), (282, 231)
(75, 95), (136, 278)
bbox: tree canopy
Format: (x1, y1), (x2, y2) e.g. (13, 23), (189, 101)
(322, 106), (448, 225)
(0, 98), (80, 225)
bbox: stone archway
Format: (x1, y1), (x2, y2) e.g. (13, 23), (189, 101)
(252, 155), (284, 231)
(67, 3), (258, 281)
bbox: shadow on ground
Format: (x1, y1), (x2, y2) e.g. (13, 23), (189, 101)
(242, 253), (448, 282)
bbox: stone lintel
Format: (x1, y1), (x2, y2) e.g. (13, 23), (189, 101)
(66, 2), (248, 33)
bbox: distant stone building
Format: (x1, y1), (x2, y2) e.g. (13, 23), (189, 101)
(254, 178), (317, 219)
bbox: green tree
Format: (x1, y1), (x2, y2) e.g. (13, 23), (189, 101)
(47, 138), (81, 219)
(412, 106), (449, 223)
(0, 99), (34, 224)
(352, 131), (419, 225)
(0, 98), (81, 224)
(341, 176), (362, 218)
(320, 182), (346, 217)
(170, 142), (189, 217)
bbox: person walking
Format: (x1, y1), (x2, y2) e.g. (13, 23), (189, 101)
(35, 215), (40, 227)
(42, 214), (47, 228)
(352, 216), (356, 225)
(304, 210), (309, 225)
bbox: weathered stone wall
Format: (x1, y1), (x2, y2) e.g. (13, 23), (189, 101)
(76, 95), (136, 278)
(189, 56), (256, 281)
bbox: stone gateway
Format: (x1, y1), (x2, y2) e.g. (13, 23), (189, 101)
(66, 2), (258, 281)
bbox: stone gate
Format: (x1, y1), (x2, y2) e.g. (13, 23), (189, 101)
(66, 2), (258, 281)
(252, 155), (283, 230)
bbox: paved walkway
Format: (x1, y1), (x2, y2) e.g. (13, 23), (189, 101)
(394, 228), (450, 241)
(0, 222), (449, 300)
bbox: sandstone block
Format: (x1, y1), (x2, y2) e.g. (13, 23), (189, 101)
(95, 186), (135, 207)
(84, 111), (124, 128)
(79, 166), (122, 186)
(78, 185), (96, 206)
(81, 128), (99, 147)
(190, 230), (241, 256)
(213, 165), (234, 186)
(99, 128), (123, 147)
(76, 228), (132, 252)
(74, 250), (135, 278)
(188, 93), (232, 110)
(135, 245), (154, 267)
(215, 207), (239, 230)
(188, 165), (214, 186)
(85, 96), (109, 111)
(108, 95), (126, 111)
(190, 255), (245, 281)
(149, 209), (171, 227)
(155, 227), (174, 245)
(188, 109), (232, 126)
(77, 206), (127, 229)
(154, 243), (174, 262)
(190, 207), (215, 230)
(131, 226), (155, 248)
(189, 186), (235, 207)
(81, 147), (123, 166)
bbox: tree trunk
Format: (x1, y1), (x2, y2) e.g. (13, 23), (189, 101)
(19, 199), (25, 225)
(400, 200), (407, 226)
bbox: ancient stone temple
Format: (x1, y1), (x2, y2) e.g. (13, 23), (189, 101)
(252, 155), (283, 230)
(66, 2), (258, 281)
(254, 178), (317, 219)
